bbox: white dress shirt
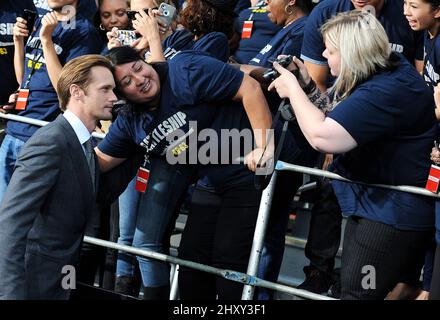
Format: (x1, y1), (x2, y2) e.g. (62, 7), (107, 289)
(63, 109), (92, 155)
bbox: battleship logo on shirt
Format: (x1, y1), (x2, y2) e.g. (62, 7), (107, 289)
(25, 37), (63, 67)
(140, 111), (187, 154)
(0, 23), (14, 36)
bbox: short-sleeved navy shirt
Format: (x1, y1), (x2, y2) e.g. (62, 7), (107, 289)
(161, 30), (229, 62)
(98, 51), (244, 159)
(328, 55), (436, 230)
(249, 15), (306, 67)
(0, 0), (36, 105)
(423, 31), (440, 88)
(301, 0), (423, 66)
(232, 4), (282, 64)
(6, 15), (102, 142)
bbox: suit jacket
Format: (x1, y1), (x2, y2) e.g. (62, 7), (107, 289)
(0, 115), (142, 300)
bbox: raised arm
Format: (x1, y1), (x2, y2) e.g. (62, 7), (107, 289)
(39, 12), (62, 92)
(13, 17), (29, 84)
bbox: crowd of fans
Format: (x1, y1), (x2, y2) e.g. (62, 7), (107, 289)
(0, 0), (440, 300)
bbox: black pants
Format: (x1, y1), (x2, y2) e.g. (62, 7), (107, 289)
(178, 183), (262, 300)
(305, 179), (342, 274)
(78, 202), (110, 285)
(341, 217), (432, 300)
(429, 245), (440, 299)
(101, 200), (120, 290)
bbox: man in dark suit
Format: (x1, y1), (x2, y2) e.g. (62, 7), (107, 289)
(0, 54), (137, 300)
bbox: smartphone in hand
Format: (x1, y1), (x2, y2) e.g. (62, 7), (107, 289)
(21, 9), (37, 33)
(157, 3), (176, 28)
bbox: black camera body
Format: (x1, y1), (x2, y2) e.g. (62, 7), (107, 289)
(263, 55), (297, 82)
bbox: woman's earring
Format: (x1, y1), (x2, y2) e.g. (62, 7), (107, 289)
(99, 23), (105, 31)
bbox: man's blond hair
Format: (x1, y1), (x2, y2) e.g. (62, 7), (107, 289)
(57, 54), (114, 111)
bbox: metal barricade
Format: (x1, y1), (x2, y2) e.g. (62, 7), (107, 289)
(2, 113), (437, 300)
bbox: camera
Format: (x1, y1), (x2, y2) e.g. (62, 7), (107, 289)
(263, 55), (297, 82)
(21, 9), (37, 34)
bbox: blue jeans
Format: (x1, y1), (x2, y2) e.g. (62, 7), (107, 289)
(117, 157), (196, 287)
(0, 134), (25, 203)
(117, 177), (140, 278)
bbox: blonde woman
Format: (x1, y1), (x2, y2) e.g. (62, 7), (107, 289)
(269, 10), (436, 299)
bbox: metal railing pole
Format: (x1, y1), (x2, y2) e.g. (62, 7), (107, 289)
(241, 171), (278, 300)
(83, 235), (334, 300)
(276, 160), (440, 198)
(0, 113), (106, 139)
(170, 264), (180, 300)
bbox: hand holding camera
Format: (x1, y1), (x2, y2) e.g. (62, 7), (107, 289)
(267, 55), (316, 99)
(267, 56), (303, 100)
(126, 2), (176, 36)
(263, 55), (296, 82)
(131, 9), (161, 43)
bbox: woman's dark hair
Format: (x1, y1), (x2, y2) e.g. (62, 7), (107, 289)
(425, 0), (440, 10)
(296, 0), (315, 15)
(107, 45), (143, 67)
(179, 0), (235, 39)
(106, 46), (167, 117)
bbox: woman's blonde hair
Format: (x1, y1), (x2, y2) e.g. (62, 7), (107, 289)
(321, 10), (391, 101)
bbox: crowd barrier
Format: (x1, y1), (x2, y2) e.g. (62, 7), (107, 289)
(1, 112), (437, 300)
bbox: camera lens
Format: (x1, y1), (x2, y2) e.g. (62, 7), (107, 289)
(163, 10), (169, 16)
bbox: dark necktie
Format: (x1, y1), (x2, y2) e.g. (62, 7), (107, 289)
(83, 138), (96, 190)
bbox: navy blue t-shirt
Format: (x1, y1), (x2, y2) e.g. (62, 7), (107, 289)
(232, 4), (282, 64)
(6, 14), (102, 142)
(249, 15), (307, 66)
(162, 29), (194, 60)
(0, 0), (36, 105)
(161, 30), (229, 62)
(328, 56), (436, 230)
(423, 31), (440, 88)
(301, 0), (423, 66)
(33, 0), (97, 21)
(98, 51), (244, 160)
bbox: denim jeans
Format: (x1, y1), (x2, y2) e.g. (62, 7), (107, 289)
(0, 134), (25, 203)
(117, 156), (196, 287)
